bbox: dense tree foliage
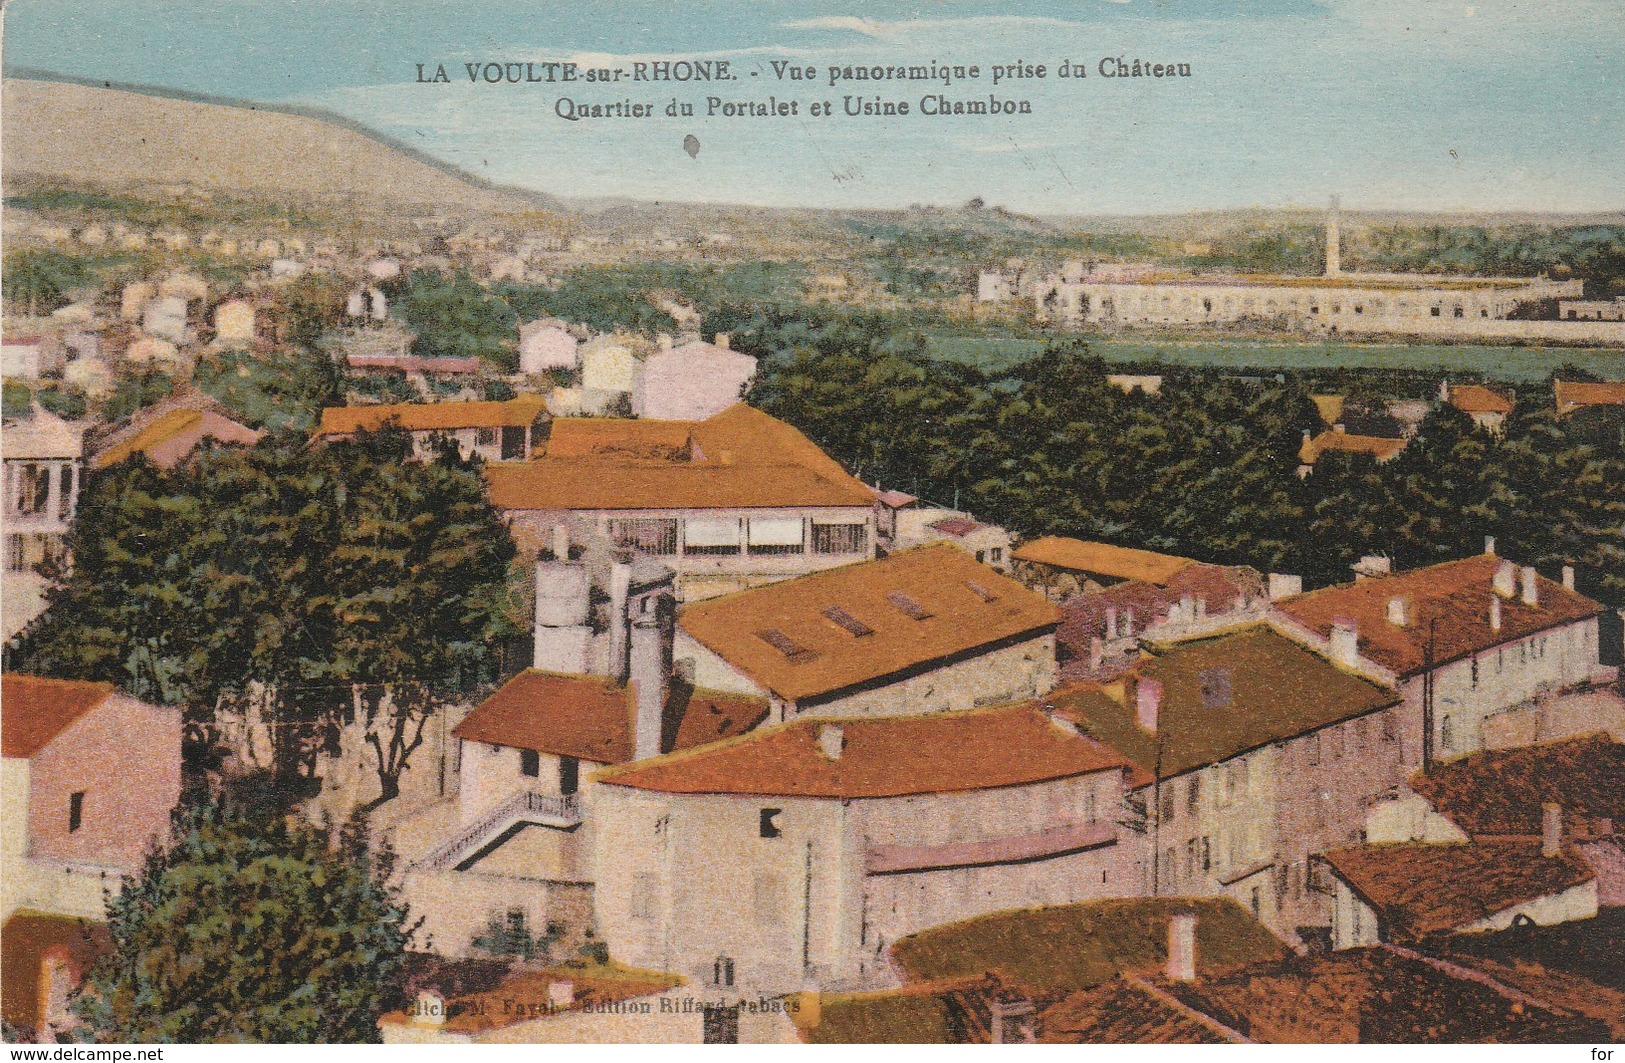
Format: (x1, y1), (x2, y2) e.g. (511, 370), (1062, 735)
(396, 269), (518, 369)
(73, 795), (409, 1042)
(194, 343), (342, 433)
(743, 310), (1624, 603)
(10, 431), (519, 800)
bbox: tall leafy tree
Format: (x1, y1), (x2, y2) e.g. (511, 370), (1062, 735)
(73, 796), (410, 1043)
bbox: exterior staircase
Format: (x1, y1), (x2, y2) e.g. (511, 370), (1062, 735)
(415, 791), (582, 873)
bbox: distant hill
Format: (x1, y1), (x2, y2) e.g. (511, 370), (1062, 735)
(1, 76), (556, 214)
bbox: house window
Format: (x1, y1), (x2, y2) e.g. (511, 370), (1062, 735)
(1441, 715), (1455, 751)
(1187, 774), (1201, 814)
(475, 427), (498, 447)
(975, 550), (986, 563)
(812, 522), (868, 555)
(519, 749), (540, 777)
(609, 518), (679, 556)
(559, 756), (579, 796)
(5, 534), (28, 573)
(711, 956), (736, 988)
(1185, 839), (1199, 876)
(1160, 787), (1175, 823)
(1201, 836), (1211, 872)
(631, 873), (657, 920)
(991, 547), (1003, 563)
(1307, 733), (1321, 765)
(69, 791), (85, 833)
(1471, 656), (1479, 688)
(684, 517), (743, 556)
(747, 517), (805, 556)
(759, 808), (782, 839)
(500, 426), (526, 459)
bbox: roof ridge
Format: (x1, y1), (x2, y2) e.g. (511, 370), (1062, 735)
(1119, 975), (1251, 1044)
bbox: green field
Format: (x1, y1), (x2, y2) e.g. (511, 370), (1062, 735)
(925, 331), (1625, 382)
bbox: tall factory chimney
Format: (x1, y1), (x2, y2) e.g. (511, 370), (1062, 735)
(1325, 195), (1342, 278)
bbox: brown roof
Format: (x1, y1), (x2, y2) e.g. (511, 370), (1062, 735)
(1310, 394), (1346, 425)
(1013, 537), (1194, 585)
(1323, 842), (1595, 940)
(379, 962), (681, 1035)
(1150, 947), (1605, 1043)
(677, 545), (1060, 702)
(1407, 733), (1625, 838)
(1273, 554), (1603, 677)
(1298, 430), (1407, 465)
(1, 911), (111, 1034)
(1, 675), (114, 758)
(1056, 563), (1266, 682)
(596, 702), (1131, 799)
(451, 671), (768, 764)
(891, 897), (1284, 997)
(1042, 979), (1240, 1044)
(1050, 625), (1399, 779)
(316, 395), (548, 436)
(1554, 379), (1625, 416)
(485, 404), (876, 512)
(1448, 384), (1514, 415)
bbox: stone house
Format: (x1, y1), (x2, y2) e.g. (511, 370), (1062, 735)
(632, 333), (757, 422)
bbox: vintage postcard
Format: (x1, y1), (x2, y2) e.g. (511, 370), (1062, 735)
(1, 0), (1622, 1050)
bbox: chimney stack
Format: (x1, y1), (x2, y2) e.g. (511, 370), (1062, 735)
(1386, 596), (1408, 627)
(818, 724), (845, 760)
(1520, 566), (1539, 607)
(1542, 803), (1563, 858)
(1167, 912), (1197, 983)
(1268, 573), (1303, 600)
(1562, 565), (1576, 591)
(1490, 595), (1502, 632)
(1329, 619), (1360, 668)
(608, 552), (634, 681)
(1493, 561), (1517, 598)
(1484, 535), (1496, 556)
(1136, 678), (1163, 732)
(1090, 637), (1105, 674)
(714, 332), (731, 350)
(629, 598), (668, 761)
(551, 521), (570, 561)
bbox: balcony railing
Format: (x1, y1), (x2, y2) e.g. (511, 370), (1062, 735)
(415, 790), (581, 873)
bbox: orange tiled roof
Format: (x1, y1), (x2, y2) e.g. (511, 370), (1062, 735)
(451, 671), (768, 764)
(1273, 554), (1602, 677)
(1448, 384), (1514, 415)
(677, 544), (1059, 702)
(1554, 379), (1625, 416)
(1406, 733), (1625, 838)
(486, 403), (876, 512)
(1, 675), (114, 758)
(1322, 842), (1595, 940)
(1013, 537), (1194, 586)
(596, 702), (1131, 798)
(1310, 394), (1345, 425)
(1050, 625), (1398, 779)
(316, 395), (548, 436)
(90, 408), (263, 469)
(1298, 430), (1406, 465)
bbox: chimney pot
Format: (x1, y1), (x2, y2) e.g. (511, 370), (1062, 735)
(1136, 678), (1163, 732)
(1490, 595), (1502, 632)
(1167, 912), (1197, 983)
(715, 332), (731, 350)
(1329, 619), (1360, 668)
(1484, 535), (1496, 556)
(1493, 561), (1517, 598)
(1520, 566), (1538, 606)
(1561, 565), (1576, 591)
(1542, 803), (1563, 858)
(1268, 573), (1303, 600)
(818, 724), (845, 760)
(1386, 596), (1408, 627)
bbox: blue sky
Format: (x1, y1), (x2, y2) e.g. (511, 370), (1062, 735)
(5, 0), (1621, 214)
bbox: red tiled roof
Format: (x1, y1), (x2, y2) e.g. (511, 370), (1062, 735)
(1322, 842), (1595, 940)
(929, 517), (985, 538)
(1012, 537), (1194, 586)
(1, 675), (114, 758)
(486, 404), (876, 512)
(596, 702), (1132, 798)
(1448, 384), (1514, 415)
(1298, 430), (1407, 465)
(1407, 733), (1625, 838)
(1554, 380), (1625, 416)
(451, 671), (768, 764)
(316, 396), (547, 436)
(1273, 554), (1602, 677)
(678, 544), (1059, 702)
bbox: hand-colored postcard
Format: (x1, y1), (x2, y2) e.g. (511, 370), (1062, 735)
(1, 0), (1621, 1048)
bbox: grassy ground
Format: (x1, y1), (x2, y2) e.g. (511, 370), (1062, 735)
(926, 330), (1625, 382)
